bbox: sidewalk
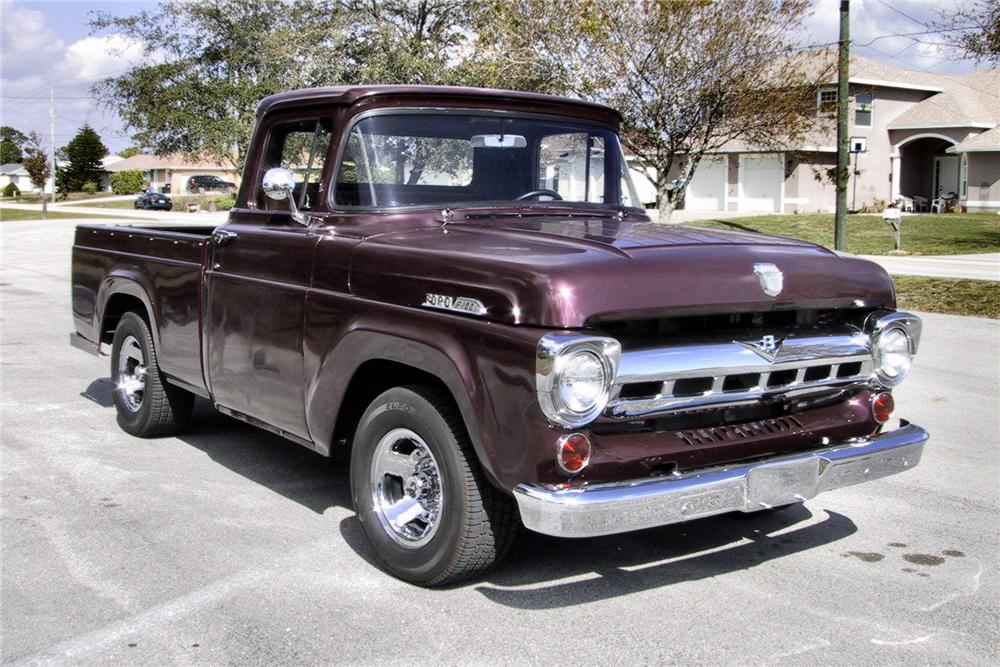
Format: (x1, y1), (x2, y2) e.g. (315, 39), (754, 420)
(861, 252), (1000, 282)
(0, 201), (227, 224)
(53, 195), (136, 206)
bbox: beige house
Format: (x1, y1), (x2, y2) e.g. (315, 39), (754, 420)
(675, 53), (999, 214)
(104, 154), (241, 194)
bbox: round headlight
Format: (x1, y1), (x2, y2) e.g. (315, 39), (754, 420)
(536, 335), (620, 428)
(557, 350), (607, 414)
(875, 326), (912, 384)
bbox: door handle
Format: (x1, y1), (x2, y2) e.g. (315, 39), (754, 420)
(212, 230), (238, 247)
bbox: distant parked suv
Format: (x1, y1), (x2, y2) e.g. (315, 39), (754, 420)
(186, 175), (235, 193)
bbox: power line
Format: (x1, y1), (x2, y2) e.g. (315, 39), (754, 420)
(874, 0), (930, 31)
(797, 25), (980, 51)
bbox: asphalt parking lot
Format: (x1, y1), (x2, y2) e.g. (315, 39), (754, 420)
(2, 218), (998, 665)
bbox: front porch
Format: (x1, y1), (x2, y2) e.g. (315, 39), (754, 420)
(891, 134), (960, 212)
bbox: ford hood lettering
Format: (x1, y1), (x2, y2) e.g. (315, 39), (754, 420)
(423, 293), (487, 316)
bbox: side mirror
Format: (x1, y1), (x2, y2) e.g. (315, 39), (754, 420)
(261, 167), (307, 225)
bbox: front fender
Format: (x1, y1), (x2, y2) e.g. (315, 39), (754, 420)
(305, 326), (496, 483)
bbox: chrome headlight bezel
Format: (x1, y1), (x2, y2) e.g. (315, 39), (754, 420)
(868, 311), (921, 387)
(536, 334), (621, 428)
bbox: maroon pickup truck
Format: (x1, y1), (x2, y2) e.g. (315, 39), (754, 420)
(71, 85), (928, 586)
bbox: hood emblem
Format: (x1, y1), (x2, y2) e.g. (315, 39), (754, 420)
(738, 335), (785, 362)
(753, 262), (784, 297)
(423, 293), (487, 316)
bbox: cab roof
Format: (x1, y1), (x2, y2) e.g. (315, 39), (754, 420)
(256, 85), (623, 125)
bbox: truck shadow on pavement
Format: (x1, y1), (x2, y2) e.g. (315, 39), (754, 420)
(337, 500), (857, 606)
(464, 507), (857, 608)
(84, 378), (859, 603)
(83, 380), (352, 513)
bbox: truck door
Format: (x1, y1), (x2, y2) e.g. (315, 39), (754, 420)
(205, 116), (332, 440)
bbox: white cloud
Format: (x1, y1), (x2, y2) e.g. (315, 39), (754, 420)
(0, 4), (65, 80)
(799, 0), (977, 73)
(60, 34), (145, 82)
(0, 4), (146, 152)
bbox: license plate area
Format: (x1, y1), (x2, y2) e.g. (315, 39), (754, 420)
(746, 457), (821, 508)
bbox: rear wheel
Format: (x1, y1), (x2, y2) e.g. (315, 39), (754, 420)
(110, 311), (193, 437)
(350, 386), (518, 586)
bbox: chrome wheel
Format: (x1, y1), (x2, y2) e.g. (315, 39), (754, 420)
(116, 334), (146, 413)
(369, 428), (443, 548)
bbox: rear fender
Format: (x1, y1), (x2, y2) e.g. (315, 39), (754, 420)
(96, 270), (161, 350)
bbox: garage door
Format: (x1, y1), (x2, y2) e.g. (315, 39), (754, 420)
(739, 154), (783, 212)
(685, 156), (726, 211)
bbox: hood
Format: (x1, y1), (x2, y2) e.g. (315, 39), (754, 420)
(348, 214), (895, 328)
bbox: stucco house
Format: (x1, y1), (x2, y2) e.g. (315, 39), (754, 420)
(674, 53), (999, 214)
(104, 154), (241, 194)
(1, 163), (32, 193)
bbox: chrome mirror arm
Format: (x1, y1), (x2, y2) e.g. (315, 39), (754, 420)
(282, 186), (309, 226)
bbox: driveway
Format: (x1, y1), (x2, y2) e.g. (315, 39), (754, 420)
(2, 218), (998, 665)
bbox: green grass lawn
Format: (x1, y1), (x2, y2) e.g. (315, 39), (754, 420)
(691, 212), (1000, 256)
(79, 194), (234, 210)
(893, 276), (999, 318)
(0, 207), (141, 222)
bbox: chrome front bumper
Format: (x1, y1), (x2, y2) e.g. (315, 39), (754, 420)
(514, 421), (928, 538)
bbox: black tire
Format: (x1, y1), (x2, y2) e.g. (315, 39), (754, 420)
(350, 386), (518, 586)
(110, 311), (194, 437)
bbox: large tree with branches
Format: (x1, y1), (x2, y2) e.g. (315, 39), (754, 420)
(479, 0), (826, 220)
(92, 0), (478, 170)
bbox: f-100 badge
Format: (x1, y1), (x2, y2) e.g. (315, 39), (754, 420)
(422, 293), (487, 316)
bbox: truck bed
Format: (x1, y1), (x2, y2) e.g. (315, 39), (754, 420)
(72, 223), (215, 395)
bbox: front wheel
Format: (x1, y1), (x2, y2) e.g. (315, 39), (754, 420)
(350, 386), (518, 586)
(110, 311), (193, 437)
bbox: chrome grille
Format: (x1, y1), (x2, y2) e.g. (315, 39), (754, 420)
(607, 328), (874, 419)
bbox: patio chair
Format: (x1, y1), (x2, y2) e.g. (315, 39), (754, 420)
(912, 195), (929, 212)
(930, 191), (957, 214)
(895, 195), (914, 212)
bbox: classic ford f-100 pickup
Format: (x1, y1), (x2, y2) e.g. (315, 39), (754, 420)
(71, 85), (928, 586)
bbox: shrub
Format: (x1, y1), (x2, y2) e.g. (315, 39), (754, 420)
(110, 169), (146, 195)
(81, 181), (99, 194)
(214, 196), (236, 211)
(2, 182), (19, 198)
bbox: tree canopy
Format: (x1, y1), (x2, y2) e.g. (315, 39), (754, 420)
(93, 0), (826, 217)
(62, 124), (109, 192)
(21, 132), (51, 217)
(934, 0), (1000, 65)
(1, 126), (28, 164)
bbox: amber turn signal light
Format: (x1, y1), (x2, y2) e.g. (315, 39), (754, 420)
(872, 391), (895, 423)
(556, 433), (591, 475)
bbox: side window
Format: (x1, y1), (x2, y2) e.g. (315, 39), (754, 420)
(538, 133), (606, 203)
(817, 88), (837, 116)
(855, 91), (873, 127)
(258, 117), (331, 211)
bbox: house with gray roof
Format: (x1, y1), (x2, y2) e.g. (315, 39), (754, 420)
(678, 53), (999, 214)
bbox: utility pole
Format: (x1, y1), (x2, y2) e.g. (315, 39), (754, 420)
(49, 83), (56, 204)
(834, 0), (850, 251)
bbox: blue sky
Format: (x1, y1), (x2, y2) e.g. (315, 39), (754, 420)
(0, 0), (986, 155)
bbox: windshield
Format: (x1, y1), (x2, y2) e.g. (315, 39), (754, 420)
(333, 112), (641, 210)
